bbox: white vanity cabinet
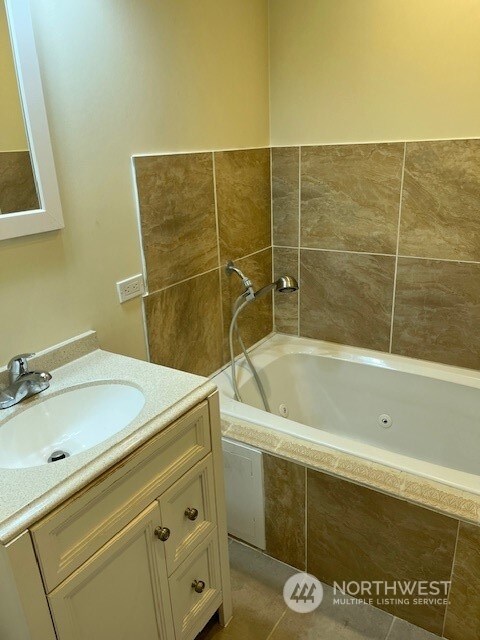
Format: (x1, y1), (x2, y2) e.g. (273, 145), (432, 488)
(0, 391), (232, 640)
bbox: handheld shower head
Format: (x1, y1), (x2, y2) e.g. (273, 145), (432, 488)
(275, 275), (299, 293)
(254, 275), (299, 300)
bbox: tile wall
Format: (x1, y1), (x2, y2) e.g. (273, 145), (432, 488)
(134, 148), (272, 376)
(272, 139), (480, 370)
(263, 453), (480, 640)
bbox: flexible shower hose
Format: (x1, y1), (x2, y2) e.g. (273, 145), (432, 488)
(228, 294), (271, 413)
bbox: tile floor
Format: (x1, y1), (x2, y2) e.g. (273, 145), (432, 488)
(197, 540), (442, 640)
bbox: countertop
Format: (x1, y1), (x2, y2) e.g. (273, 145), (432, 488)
(0, 348), (216, 544)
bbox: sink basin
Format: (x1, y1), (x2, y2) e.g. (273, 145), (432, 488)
(0, 383), (145, 469)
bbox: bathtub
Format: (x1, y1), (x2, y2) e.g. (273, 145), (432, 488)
(212, 333), (480, 495)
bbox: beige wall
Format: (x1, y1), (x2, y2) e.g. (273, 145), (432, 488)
(0, 0), (269, 366)
(0, 2), (28, 151)
(269, 0), (480, 145)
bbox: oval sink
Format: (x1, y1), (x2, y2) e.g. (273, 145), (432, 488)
(0, 383), (145, 469)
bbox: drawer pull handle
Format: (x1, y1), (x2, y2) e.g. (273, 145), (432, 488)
(184, 507), (199, 521)
(191, 579), (206, 594)
(154, 526), (171, 541)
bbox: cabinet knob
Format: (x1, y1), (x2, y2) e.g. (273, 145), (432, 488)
(191, 579), (206, 594)
(184, 507), (199, 521)
(154, 526), (170, 541)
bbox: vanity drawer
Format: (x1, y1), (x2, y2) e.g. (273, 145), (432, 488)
(169, 530), (222, 640)
(158, 454), (217, 576)
(32, 401), (211, 593)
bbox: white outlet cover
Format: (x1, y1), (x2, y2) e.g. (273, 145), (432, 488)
(116, 274), (145, 303)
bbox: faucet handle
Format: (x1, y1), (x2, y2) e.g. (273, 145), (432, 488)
(8, 353), (35, 381)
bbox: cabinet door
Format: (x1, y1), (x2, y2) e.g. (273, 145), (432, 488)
(48, 502), (174, 640)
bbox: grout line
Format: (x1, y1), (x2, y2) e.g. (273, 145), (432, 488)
(266, 609), (287, 640)
(273, 245), (480, 266)
(233, 244), (273, 265)
(297, 146), (301, 337)
(299, 246), (395, 258)
(384, 616), (396, 639)
(146, 265), (220, 297)
(389, 142), (407, 353)
(304, 465), (308, 571)
(442, 520), (461, 638)
(212, 152), (225, 338)
(146, 245), (273, 298)
(270, 147), (275, 331)
(396, 254), (480, 265)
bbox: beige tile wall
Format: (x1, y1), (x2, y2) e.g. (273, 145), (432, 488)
(134, 149), (272, 377)
(263, 452), (480, 639)
(272, 139), (480, 370)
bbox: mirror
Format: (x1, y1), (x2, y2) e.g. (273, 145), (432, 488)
(1, 0), (63, 240)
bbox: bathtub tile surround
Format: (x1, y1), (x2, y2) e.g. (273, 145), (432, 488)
(444, 522), (480, 640)
(135, 147), (272, 377)
(144, 269), (224, 376)
(272, 137), (480, 371)
(271, 146), (299, 247)
(0, 150), (39, 214)
(300, 250), (395, 351)
(392, 258), (480, 370)
(221, 247), (273, 360)
(301, 143), (404, 254)
(134, 153), (218, 291)
(263, 454), (305, 570)
(273, 247), (299, 333)
(221, 413), (480, 639)
(399, 140), (480, 262)
(306, 469), (457, 634)
(215, 148), (271, 261)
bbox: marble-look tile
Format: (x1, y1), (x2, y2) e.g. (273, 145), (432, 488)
(444, 522), (480, 640)
(221, 248), (273, 362)
(144, 269), (223, 376)
(300, 250), (395, 351)
(263, 454), (305, 570)
(197, 541), (294, 640)
(270, 583), (393, 640)
(387, 618), (441, 640)
(399, 140), (480, 261)
(273, 247), (299, 334)
(215, 148), (271, 262)
(306, 469), (458, 634)
(0, 151), (39, 214)
(301, 143), (403, 253)
(134, 153), (218, 292)
(392, 258), (480, 369)
(272, 147), (299, 247)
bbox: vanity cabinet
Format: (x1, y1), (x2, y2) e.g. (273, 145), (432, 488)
(1, 391), (231, 640)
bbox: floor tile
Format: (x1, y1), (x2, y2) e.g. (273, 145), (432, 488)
(196, 541), (294, 640)
(269, 583), (393, 640)
(387, 618), (441, 640)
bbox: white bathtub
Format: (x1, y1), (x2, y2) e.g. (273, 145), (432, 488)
(212, 333), (480, 495)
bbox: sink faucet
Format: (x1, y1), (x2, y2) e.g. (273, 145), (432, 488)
(0, 353), (52, 410)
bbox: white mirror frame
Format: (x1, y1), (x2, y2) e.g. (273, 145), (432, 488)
(1, 0), (63, 241)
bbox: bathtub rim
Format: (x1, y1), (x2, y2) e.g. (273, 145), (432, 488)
(212, 333), (480, 521)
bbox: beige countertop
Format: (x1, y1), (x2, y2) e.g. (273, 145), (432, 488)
(0, 341), (216, 545)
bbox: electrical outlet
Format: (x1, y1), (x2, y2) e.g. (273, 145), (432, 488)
(116, 274), (145, 303)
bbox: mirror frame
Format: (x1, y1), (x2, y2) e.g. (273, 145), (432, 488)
(1, 0), (63, 241)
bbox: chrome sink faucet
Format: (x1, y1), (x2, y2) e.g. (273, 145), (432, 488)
(0, 353), (52, 410)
